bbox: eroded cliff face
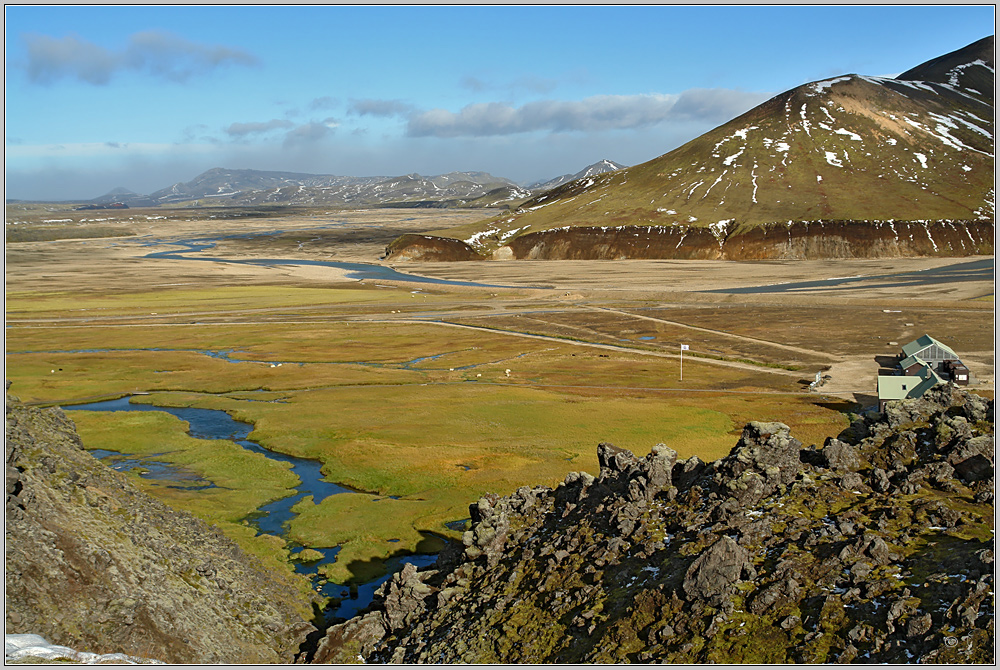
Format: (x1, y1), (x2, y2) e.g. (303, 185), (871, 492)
(385, 219), (994, 261)
(314, 385), (994, 664)
(4, 391), (318, 664)
(384, 234), (483, 261)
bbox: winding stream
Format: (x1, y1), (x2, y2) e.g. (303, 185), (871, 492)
(133, 232), (989, 295)
(65, 395), (435, 621)
(143, 237), (527, 288)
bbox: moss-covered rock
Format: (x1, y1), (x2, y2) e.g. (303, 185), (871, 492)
(4, 392), (319, 663)
(314, 385), (993, 664)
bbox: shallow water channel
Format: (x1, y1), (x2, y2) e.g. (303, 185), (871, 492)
(143, 236), (527, 288)
(66, 396), (436, 622)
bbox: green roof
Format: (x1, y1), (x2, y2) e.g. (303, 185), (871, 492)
(877, 364), (944, 402)
(898, 354), (927, 370)
(900, 334), (958, 360)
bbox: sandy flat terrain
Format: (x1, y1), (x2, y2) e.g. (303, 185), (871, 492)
(6, 208), (994, 301)
(6, 207), (994, 403)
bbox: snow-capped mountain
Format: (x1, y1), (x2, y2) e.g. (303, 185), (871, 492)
(388, 36), (994, 260)
(92, 168), (528, 209)
(527, 160), (627, 191)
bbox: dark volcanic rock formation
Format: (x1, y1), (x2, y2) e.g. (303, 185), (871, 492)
(4, 390), (318, 663)
(313, 385), (994, 664)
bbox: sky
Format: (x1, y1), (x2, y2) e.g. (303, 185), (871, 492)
(4, 4), (995, 201)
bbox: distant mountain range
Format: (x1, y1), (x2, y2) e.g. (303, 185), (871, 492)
(388, 36), (994, 261)
(526, 159), (627, 191)
(81, 160), (626, 210)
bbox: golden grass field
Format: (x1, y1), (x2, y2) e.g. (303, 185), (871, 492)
(5, 204), (994, 585)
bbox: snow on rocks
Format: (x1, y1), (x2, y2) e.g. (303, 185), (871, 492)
(946, 59), (991, 86)
(464, 228), (500, 247)
(800, 104), (812, 136)
(708, 220), (731, 246)
(835, 128), (862, 141)
(4, 634), (162, 664)
(808, 76), (852, 95)
(712, 125), (758, 152)
(722, 149), (744, 166)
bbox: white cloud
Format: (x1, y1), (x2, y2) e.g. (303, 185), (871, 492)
(406, 88), (771, 137)
(226, 119), (295, 137)
(348, 98), (414, 117)
(20, 30), (258, 85)
(282, 121), (337, 147)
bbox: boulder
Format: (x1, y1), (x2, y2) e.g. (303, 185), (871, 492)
(947, 435), (994, 483)
(311, 611), (387, 664)
(595, 442), (678, 501)
(682, 536), (756, 604)
(749, 577), (802, 615)
(378, 562), (434, 632)
(822, 438), (862, 471)
(713, 422), (802, 504)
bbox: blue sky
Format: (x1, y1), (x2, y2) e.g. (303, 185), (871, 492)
(4, 4), (994, 200)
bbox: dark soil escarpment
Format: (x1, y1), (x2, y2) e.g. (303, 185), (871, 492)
(4, 390), (318, 663)
(386, 219), (994, 261)
(314, 385), (994, 664)
(385, 233), (483, 261)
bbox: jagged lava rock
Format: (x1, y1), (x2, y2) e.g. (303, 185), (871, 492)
(314, 385), (993, 664)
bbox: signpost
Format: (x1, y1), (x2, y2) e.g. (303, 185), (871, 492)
(680, 344), (689, 380)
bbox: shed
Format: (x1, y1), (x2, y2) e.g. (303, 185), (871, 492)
(944, 360), (971, 386)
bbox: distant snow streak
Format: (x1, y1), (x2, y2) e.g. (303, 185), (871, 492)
(835, 128), (862, 141)
(800, 104), (811, 136)
(723, 148), (744, 166)
(808, 76), (851, 95)
(946, 59), (990, 86)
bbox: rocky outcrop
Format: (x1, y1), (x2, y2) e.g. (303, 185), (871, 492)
(385, 219), (994, 261)
(384, 233), (483, 261)
(4, 391), (318, 664)
(314, 384), (994, 664)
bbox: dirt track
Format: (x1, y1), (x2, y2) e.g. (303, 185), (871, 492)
(6, 207), (994, 405)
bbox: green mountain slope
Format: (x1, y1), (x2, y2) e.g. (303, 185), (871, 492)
(391, 37), (993, 260)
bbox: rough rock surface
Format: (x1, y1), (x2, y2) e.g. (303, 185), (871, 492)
(4, 391), (318, 664)
(314, 385), (994, 664)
